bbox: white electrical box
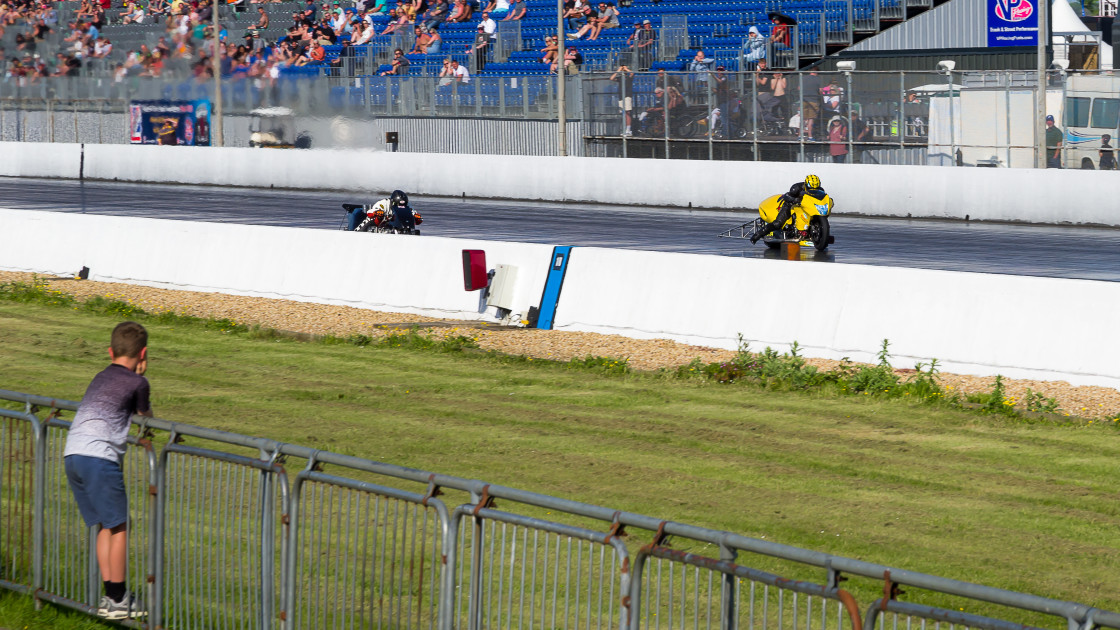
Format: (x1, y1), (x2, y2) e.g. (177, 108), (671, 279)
(486, 264), (518, 310)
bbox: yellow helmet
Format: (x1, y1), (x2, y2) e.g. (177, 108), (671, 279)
(805, 174), (821, 189)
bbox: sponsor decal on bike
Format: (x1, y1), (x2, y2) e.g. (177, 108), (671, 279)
(816, 204), (829, 216)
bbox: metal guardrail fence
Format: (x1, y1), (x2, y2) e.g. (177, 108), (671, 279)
(3, 387), (1120, 630)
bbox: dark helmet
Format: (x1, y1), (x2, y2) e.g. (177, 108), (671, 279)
(390, 189), (409, 208)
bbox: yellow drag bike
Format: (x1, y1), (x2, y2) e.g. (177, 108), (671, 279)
(746, 189), (835, 252)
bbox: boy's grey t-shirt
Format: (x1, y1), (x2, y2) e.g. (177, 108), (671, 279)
(64, 364), (151, 463)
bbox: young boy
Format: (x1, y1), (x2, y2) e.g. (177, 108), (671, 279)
(63, 321), (153, 620)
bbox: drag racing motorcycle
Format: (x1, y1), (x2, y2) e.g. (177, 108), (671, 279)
(341, 202), (422, 235)
(721, 189), (835, 251)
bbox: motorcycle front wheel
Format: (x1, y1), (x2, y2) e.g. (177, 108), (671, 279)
(809, 216), (830, 252)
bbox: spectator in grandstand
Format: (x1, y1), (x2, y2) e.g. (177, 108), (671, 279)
(448, 57), (469, 82)
(1045, 115), (1062, 168)
(569, 1), (616, 40)
(366, 0), (388, 14)
(610, 64), (635, 136)
(687, 50), (714, 95)
(769, 15), (791, 48)
(448, 0), (472, 22)
(800, 70), (822, 139)
(409, 24), (429, 53)
(502, 0), (525, 20)
(655, 67), (683, 92)
(629, 19), (654, 70)
(427, 26), (442, 53)
(849, 109), (871, 163)
(705, 65), (736, 138)
(1100, 134), (1116, 170)
(540, 34), (557, 64)
(379, 7), (409, 34)
(827, 115), (848, 163)
(550, 43), (581, 74)
(743, 26), (765, 64)
(481, 0), (511, 13)
(821, 76), (843, 118)
(421, 0), (449, 30)
(148, 0), (167, 17)
(755, 59), (785, 118)
(380, 47), (410, 74)
(471, 24), (488, 71)
(63, 321), (152, 621)
(564, 0), (591, 30)
(478, 11), (496, 39)
(120, 2), (147, 25)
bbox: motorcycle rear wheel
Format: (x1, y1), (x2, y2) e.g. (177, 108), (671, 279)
(809, 216), (830, 252)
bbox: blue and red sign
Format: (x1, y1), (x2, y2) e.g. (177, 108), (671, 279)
(127, 100), (211, 146)
(988, 0), (1039, 47)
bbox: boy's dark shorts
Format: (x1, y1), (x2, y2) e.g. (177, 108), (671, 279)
(65, 455), (128, 529)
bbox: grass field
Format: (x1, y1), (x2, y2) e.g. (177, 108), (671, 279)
(1, 293), (1118, 627)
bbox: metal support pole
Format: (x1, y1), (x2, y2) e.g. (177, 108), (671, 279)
(798, 72), (806, 162)
(1005, 71), (1013, 166)
(947, 69), (955, 165)
(846, 71), (854, 163)
(720, 544), (738, 630)
(1035, 0), (1048, 168)
(212, 0), (224, 147)
(899, 71), (905, 157)
(557, 0), (567, 156)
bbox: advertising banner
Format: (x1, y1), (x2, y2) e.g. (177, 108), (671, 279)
(127, 100), (211, 146)
(987, 0), (1040, 47)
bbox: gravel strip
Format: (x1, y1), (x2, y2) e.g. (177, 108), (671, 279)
(3, 270), (1118, 420)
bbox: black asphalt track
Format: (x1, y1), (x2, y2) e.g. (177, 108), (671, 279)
(3, 177), (1118, 282)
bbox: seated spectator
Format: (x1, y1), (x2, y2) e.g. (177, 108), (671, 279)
(447, 0), (471, 22)
(570, 2), (616, 40)
(501, 0), (525, 20)
(421, 0), (448, 30)
(549, 43), (581, 73)
(367, 0), (388, 14)
(427, 26), (442, 52)
(539, 34), (557, 64)
(149, 0), (168, 16)
(380, 47), (410, 74)
(481, 0), (510, 13)
(478, 11), (496, 39)
(120, 2), (147, 24)
(409, 24), (428, 53)
(564, 0), (590, 30)
(743, 26), (765, 64)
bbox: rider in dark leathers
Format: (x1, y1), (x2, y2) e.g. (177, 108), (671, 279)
(751, 174), (825, 243)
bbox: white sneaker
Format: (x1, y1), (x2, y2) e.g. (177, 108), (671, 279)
(98, 592), (147, 620)
(622, 129), (632, 136)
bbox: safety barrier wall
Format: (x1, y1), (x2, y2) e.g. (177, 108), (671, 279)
(3, 208), (1119, 388)
(0, 209), (554, 322)
(4, 389), (1120, 630)
(551, 247), (1120, 389)
(0, 142), (1117, 225)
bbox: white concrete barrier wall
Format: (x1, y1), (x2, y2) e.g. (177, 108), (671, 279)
(0, 209), (553, 322)
(1, 142), (1117, 225)
(3, 208), (1118, 389)
(554, 247), (1120, 388)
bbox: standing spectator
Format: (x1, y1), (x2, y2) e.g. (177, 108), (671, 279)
(687, 49), (714, 98)
(631, 19), (654, 70)
(1100, 134), (1116, 170)
(800, 70), (822, 139)
(743, 26), (765, 64)
(471, 24), (488, 71)
(1045, 114), (1062, 168)
(849, 109), (871, 163)
(609, 64), (635, 136)
(64, 321), (153, 621)
(828, 115), (848, 163)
